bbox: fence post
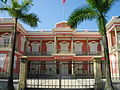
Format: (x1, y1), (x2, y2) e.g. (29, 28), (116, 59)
(59, 62), (62, 90)
(18, 56), (28, 90)
(93, 56), (102, 90)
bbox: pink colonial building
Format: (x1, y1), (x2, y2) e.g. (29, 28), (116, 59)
(0, 17), (119, 79)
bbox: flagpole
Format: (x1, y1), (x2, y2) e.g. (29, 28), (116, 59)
(63, 4), (65, 20)
(62, 0), (66, 20)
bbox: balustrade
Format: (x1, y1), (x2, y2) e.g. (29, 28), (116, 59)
(25, 50), (102, 56)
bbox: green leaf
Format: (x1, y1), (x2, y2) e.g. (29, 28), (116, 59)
(0, 0), (40, 28)
(1, 0), (7, 3)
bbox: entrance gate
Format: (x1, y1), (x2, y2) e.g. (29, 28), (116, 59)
(26, 61), (95, 90)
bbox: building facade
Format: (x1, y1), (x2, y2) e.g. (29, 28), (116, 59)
(0, 17), (119, 79)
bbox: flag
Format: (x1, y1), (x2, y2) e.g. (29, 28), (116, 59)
(1, 0), (7, 3)
(62, 0), (66, 4)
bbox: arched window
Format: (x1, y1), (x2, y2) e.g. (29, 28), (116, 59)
(1, 33), (11, 47)
(31, 41), (40, 53)
(46, 41), (54, 54)
(74, 41), (83, 54)
(89, 41), (98, 54)
(60, 41), (69, 53)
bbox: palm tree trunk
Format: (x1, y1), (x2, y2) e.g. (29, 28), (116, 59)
(7, 17), (18, 90)
(103, 34), (114, 90)
(101, 17), (114, 90)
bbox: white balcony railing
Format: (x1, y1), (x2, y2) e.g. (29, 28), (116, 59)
(25, 50), (102, 56)
(57, 49), (72, 53)
(25, 51), (52, 56)
(75, 51), (102, 56)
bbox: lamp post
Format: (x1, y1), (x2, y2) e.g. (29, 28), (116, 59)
(7, 17), (18, 90)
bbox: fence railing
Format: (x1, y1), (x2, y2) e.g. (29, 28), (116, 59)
(25, 51), (52, 56)
(75, 51), (102, 56)
(25, 50), (103, 56)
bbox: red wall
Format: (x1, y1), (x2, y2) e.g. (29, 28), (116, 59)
(111, 31), (116, 46)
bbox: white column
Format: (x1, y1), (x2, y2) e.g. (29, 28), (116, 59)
(108, 32), (112, 47)
(18, 56), (28, 90)
(93, 57), (102, 90)
(54, 36), (57, 53)
(9, 35), (12, 47)
(71, 36), (73, 53)
(40, 39), (42, 54)
(114, 27), (118, 44)
(72, 61), (74, 75)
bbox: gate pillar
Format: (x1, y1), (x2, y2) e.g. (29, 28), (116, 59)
(18, 56), (28, 90)
(93, 56), (102, 90)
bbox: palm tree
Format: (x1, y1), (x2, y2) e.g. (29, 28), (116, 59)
(1, 0), (7, 3)
(0, 0), (39, 89)
(68, 0), (119, 90)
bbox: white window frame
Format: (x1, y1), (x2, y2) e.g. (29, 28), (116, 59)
(89, 41), (98, 54)
(31, 42), (40, 53)
(46, 41), (54, 54)
(1, 33), (11, 47)
(60, 41), (69, 53)
(74, 41), (83, 54)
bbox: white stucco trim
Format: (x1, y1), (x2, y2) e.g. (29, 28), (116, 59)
(89, 41), (98, 54)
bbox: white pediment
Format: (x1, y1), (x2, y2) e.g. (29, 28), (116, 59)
(74, 41), (83, 45)
(89, 41), (98, 45)
(1, 33), (11, 37)
(31, 41), (39, 45)
(46, 41), (54, 45)
(60, 41), (69, 45)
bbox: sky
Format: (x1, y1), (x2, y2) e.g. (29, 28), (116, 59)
(0, 0), (120, 31)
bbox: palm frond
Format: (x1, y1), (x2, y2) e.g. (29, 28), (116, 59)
(103, 0), (120, 14)
(11, 0), (21, 9)
(20, 0), (33, 13)
(68, 5), (97, 28)
(87, 0), (103, 13)
(19, 13), (40, 27)
(0, 7), (8, 11)
(0, 0), (40, 28)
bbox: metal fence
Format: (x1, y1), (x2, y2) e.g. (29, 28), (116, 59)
(27, 61), (95, 89)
